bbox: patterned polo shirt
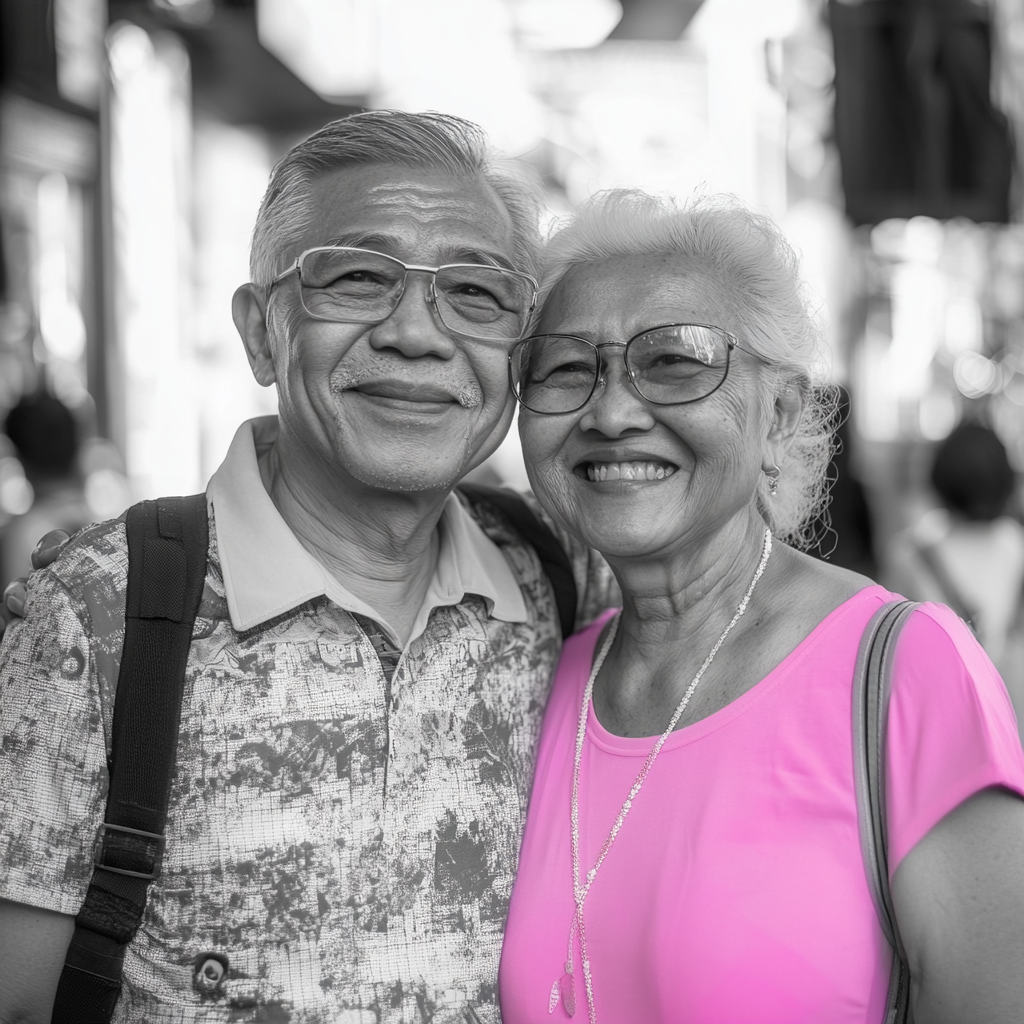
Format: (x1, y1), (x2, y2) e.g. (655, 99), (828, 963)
(0, 417), (617, 1024)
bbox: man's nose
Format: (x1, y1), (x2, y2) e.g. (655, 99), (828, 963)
(578, 349), (657, 437)
(367, 272), (458, 359)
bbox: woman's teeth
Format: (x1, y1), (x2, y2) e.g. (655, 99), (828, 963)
(586, 461), (676, 482)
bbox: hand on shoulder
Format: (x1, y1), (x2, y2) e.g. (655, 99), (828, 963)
(0, 531), (71, 640)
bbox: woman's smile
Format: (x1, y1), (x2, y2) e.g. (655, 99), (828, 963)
(578, 459), (679, 482)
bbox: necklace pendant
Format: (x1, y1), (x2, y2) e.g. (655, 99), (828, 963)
(561, 972), (577, 1016)
(548, 979), (560, 1013)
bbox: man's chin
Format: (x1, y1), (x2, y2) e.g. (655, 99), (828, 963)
(343, 455), (468, 496)
(326, 408), (511, 497)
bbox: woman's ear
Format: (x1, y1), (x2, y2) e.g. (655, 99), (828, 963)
(762, 383), (805, 473)
(233, 284), (277, 387)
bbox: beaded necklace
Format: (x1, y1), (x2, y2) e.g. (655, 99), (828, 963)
(551, 527), (773, 1021)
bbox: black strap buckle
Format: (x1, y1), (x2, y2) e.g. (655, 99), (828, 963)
(93, 824), (165, 880)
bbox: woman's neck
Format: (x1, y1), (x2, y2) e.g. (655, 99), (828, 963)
(591, 513), (778, 738)
(606, 512), (770, 642)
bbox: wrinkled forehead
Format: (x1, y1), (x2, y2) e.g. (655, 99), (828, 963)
(291, 163), (518, 269)
(540, 254), (746, 339)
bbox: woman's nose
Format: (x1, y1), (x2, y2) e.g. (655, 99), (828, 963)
(578, 351), (657, 436)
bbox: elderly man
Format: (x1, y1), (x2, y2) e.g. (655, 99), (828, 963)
(0, 111), (613, 1024)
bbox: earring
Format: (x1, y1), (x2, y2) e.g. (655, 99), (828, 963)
(764, 463), (781, 497)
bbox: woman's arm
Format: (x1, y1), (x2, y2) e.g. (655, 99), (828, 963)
(892, 786), (1024, 1024)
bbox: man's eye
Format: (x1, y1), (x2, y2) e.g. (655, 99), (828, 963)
(448, 282), (504, 307)
(323, 269), (389, 290)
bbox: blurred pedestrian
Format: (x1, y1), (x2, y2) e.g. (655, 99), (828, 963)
(885, 422), (1024, 730)
(0, 390), (92, 586)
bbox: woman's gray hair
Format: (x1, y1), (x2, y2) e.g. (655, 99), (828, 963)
(250, 109), (543, 287)
(539, 190), (838, 547)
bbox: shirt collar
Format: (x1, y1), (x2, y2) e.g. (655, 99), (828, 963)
(207, 417), (527, 641)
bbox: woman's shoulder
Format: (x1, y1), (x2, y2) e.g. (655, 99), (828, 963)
(756, 544), (883, 658)
(885, 599), (1024, 871)
(896, 601), (1002, 687)
(778, 543), (878, 603)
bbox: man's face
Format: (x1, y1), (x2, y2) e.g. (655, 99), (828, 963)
(262, 163), (524, 494)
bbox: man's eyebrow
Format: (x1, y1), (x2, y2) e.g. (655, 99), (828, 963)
(320, 232), (393, 250)
(452, 249), (517, 272)
(316, 235), (518, 272)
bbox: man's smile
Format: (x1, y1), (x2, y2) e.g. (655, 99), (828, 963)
(351, 380), (461, 403)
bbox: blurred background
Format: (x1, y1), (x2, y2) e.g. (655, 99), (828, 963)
(3, 0), (1024, 593)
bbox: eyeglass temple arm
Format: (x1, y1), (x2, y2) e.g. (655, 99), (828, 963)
(270, 259), (300, 286)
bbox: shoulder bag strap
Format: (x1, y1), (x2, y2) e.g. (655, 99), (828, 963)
(51, 494), (209, 1024)
(852, 599), (918, 1024)
(457, 483), (577, 639)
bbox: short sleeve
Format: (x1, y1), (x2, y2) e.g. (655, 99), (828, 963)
(0, 530), (124, 916)
(885, 602), (1024, 876)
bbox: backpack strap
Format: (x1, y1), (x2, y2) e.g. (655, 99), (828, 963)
(457, 483), (577, 639)
(51, 494), (209, 1024)
(852, 599), (918, 1024)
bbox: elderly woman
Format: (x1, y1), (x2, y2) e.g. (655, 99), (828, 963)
(498, 192), (1024, 1023)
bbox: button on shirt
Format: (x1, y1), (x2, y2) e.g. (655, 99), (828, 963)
(0, 417), (582, 1024)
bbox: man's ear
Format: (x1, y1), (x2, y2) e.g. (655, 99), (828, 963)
(762, 382), (805, 474)
(232, 284), (277, 387)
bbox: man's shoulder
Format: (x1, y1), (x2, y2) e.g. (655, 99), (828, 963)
(44, 515), (129, 596)
(456, 484), (620, 631)
(457, 485), (531, 542)
(457, 484), (561, 549)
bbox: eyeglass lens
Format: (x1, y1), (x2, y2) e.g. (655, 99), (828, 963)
(510, 324), (732, 414)
(297, 248), (533, 341)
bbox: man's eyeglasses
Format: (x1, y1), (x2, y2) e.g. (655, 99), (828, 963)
(509, 323), (742, 415)
(272, 246), (538, 343)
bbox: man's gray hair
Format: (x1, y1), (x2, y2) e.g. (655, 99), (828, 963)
(250, 110), (543, 287)
(539, 190), (838, 547)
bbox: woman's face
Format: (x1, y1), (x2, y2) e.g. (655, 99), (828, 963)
(519, 254), (785, 560)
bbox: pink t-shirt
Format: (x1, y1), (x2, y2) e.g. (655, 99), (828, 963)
(499, 586), (1024, 1023)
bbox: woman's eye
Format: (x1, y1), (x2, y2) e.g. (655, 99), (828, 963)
(532, 360), (592, 382)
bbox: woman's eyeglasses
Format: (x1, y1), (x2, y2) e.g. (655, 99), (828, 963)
(508, 323), (740, 415)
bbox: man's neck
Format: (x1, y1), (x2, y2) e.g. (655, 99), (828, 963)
(259, 433), (449, 647)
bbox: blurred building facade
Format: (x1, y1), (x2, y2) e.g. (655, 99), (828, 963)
(0, 0), (1022, 567)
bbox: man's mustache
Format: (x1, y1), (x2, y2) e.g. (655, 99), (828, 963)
(329, 359), (483, 409)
